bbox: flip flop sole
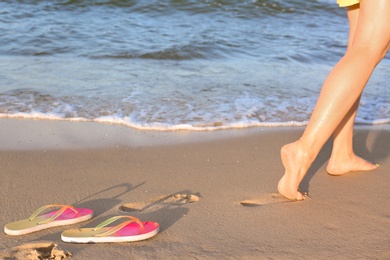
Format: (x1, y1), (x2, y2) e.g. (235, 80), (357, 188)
(61, 221), (159, 243)
(4, 208), (94, 236)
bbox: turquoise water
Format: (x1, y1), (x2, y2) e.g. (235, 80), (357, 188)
(0, 0), (389, 130)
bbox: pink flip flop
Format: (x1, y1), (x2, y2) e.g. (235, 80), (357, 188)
(4, 204), (94, 236)
(61, 215), (159, 243)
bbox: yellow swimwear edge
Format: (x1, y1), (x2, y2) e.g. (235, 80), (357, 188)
(337, 0), (360, 7)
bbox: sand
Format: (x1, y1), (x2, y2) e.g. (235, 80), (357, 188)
(0, 118), (389, 259)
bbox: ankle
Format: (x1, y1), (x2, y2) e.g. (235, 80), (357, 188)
(329, 149), (355, 163)
(295, 139), (317, 164)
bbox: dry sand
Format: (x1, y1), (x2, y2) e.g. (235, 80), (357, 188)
(0, 118), (389, 259)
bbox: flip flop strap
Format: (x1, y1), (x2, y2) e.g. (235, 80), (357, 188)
(28, 204), (78, 224)
(93, 216), (144, 237)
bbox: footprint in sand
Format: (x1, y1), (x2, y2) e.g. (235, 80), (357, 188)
(240, 193), (307, 206)
(120, 193), (200, 212)
(0, 242), (71, 260)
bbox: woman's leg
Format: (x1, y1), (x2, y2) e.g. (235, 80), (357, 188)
(278, 0), (390, 200)
(327, 6), (378, 175)
(326, 94), (378, 175)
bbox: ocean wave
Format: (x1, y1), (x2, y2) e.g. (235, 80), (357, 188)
(94, 41), (227, 60)
(1, 88), (388, 131)
(20, 0), (330, 15)
(1, 112), (388, 132)
(0, 0), (348, 62)
(0, 1), (388, 133)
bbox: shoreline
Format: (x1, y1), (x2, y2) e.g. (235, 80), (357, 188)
(0, 118), (308, 151)
(1, 118), (389, 151)
(1, 118), (389, 259)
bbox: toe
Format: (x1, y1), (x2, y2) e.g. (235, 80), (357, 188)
(296, 191), (305, 201)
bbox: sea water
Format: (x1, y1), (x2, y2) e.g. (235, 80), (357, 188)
(0, 0), (389, 131)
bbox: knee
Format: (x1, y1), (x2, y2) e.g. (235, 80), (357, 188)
(347, 42), (389, 66)
(373, 42), (390, 62)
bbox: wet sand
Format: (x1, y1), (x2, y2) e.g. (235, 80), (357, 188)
(1, 119), (389, 259)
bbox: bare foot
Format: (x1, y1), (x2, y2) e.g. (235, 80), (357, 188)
(278, 141), (312, 201)
(327, 154), (379, 176)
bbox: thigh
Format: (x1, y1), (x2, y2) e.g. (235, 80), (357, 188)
(346, 5), (359, 49)
(351, 0), (390, 56)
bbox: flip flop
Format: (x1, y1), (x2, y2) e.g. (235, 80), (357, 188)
(4, 204), (94, 236)
(61, 215), (159, 243)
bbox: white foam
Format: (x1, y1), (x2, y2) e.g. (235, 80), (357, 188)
(0, 57), (388, 132)
(2, 111), (388, 132)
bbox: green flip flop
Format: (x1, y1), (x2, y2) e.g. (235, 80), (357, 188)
(4, 204), (94, 236)
(61, 215), (159, 243)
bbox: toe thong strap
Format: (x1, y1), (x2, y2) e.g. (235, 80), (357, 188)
(28, 204), (78, 224)
(93, 216), (144, 237)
